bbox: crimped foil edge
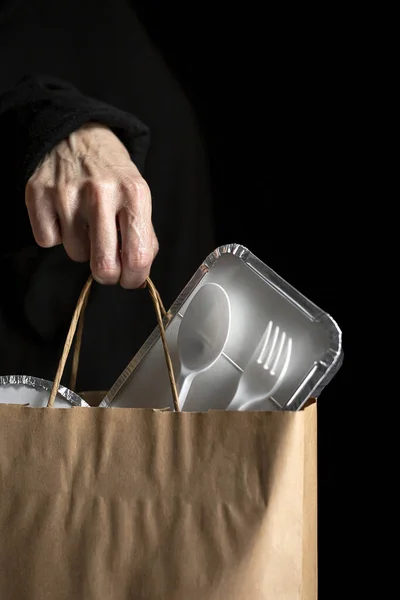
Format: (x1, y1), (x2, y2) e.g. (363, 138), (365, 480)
(0, 375), (90, 407)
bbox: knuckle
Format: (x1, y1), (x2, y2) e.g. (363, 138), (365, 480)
(26, 181), (56, 211)
(25, 180), (40, 206)
(35, 227), (59, 248)
(122, 175), (150, 200)
(35, 237), (53, 249)
(91, 256), (120, 283)
(122, 247), (153, 272)
(92, 256), (118, 272)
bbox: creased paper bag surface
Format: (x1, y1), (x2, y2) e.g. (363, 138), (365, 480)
(0, 404), (317, 600)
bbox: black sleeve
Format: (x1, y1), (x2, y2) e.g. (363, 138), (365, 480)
(0, 73), (151, 197)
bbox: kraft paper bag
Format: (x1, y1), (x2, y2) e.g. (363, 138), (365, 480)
(0, 277), (317, 600)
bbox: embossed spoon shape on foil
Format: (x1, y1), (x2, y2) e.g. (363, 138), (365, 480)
(175, 282), (231, 409)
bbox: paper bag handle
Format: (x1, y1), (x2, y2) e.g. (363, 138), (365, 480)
(47, 275), (180, 411)
(68, 278), (167, 392)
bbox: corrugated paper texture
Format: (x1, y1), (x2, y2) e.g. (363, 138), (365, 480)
(0, 403), (317, 600)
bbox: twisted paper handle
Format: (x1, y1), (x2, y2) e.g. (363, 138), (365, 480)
(47, 276), (180, 411)
(68, 279), (166, 391)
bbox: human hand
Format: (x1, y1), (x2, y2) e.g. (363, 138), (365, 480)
(25, 123), (158, 288)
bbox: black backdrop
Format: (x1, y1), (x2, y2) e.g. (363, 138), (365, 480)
(0, 0), (350, 594)
(132, 4), (348, 598)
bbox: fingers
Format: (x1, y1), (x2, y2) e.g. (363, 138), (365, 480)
(59, 216), (90, 263)
(25, 180), (62, 248)
(25, 145), (158, 290)
(118, 178), (158, 289)
(118, 210), (157, 289)
(26, 179), (91, 262)
(56, 185), (90, 263)
(85, 182), (121, 285)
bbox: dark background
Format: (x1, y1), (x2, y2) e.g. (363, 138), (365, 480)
(0, 0), (351, 594)
(132, 3), (349, 597)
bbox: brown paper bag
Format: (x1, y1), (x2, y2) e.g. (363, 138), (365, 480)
(0, 277), (317, 600)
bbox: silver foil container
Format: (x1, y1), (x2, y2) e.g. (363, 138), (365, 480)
(100, 243), (343, 411)
(0, 375), (90, 408)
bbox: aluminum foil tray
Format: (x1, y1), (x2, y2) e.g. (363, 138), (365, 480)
(100, 243), (343, 411)
(0, 375), (90, 408)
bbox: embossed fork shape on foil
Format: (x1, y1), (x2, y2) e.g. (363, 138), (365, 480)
(226, 321), (292, 411)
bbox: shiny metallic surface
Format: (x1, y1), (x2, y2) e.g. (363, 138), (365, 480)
(101, 244), (343, 411)
(0, 375), (90, 407)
